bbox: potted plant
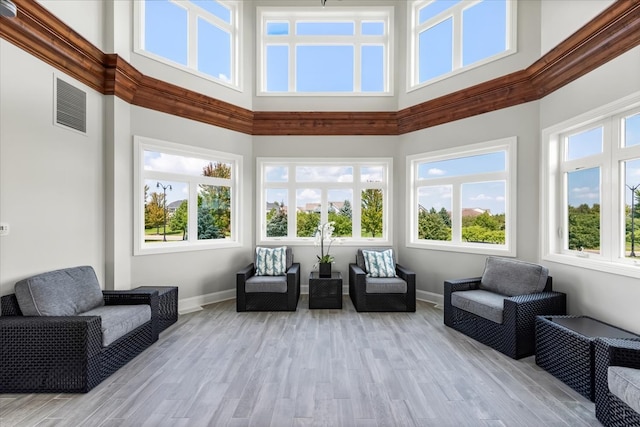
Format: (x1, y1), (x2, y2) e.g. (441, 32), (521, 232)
(315, 221), (335, 277)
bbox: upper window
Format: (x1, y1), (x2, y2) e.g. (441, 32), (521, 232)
(136, 0), (240, 88)
(542, 92), (640, 277)
(409, 0), (516, 89)
(407, 138), (517, 256)
(134, 136), (242, 255)
(257, 159), (392, 244)
(257, 7), (393, 95)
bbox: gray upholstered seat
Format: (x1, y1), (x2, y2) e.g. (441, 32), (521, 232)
(444, 256), (566, 359)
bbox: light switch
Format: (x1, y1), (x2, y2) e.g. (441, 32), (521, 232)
(0, 223), (9, 236)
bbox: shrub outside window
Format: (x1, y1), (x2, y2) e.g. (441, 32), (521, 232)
(409, 0), (516, 89)
(134, 136), (241, 255)
(407, 138), (517, 256)
(542, 93), (640, 277)
(135, 0), (240, 88)
(258, 159), (392, 244)
(258, 7), (393, 95)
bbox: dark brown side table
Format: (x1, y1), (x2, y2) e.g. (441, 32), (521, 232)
(134, 286), (178, 333)
(309, 272), (342, 309)
(535, 315), (639, 401)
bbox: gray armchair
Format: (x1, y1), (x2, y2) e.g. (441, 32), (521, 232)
(348, 248), (416, 312)
(236, 247), (300, 311)
(444, 256), (566, 359)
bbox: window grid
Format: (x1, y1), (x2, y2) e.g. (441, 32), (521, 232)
(409, 0), (516, 90)
(136, 0), (240, 88)
(257, 159), (392, 244)
(258, 7), (393, 96)
(542, 93), (640, 277)
(407, 138), (517, 256)
(134, 136), (242, 255)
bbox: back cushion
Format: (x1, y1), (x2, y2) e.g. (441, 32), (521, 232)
(362, 249), (397, 278)
(356, 248), (396, 272)
(255, 246), (289, 276)
(15, 266), (105, 316)
(479, 257), (549, 296)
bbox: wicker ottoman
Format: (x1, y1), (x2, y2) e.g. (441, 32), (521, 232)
(535, 315), (639, 401)
(309, 272), (342, 309)
(134, 286), (178, 333)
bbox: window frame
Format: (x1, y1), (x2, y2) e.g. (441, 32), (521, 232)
(256, 6), (394, 96)
(542, 91), (640, 278)
(134, 0), (241, 90)
(408, 0), (517, 91)
(407, 137), (517, 256)
(134, 136), (242, 255)
(256, 158), (393, 245)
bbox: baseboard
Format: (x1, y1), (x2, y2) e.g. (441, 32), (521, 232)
(180, 287), (443, 313)
(178, 289), (235, 314)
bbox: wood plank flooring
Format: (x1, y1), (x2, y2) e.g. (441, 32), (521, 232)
(1, 297), (600, 426)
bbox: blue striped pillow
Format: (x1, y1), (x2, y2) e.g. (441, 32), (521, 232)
(362, 249), (396, 278)
(255, 247), (287, 276)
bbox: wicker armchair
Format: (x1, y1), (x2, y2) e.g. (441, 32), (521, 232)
(348, 248), (416, 312)
(236, 247), (300, 311)
(594, 337), (640, 426)
(444, 257), (566, 359)
(0, 289), (159, 393)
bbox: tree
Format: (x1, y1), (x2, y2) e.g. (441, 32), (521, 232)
(339, 200), (352, 218)
(438, 207), (451, 228)
(297, 212), (320, 237)
(169, 200), (188, 240)
(418, 210), (450, 241)
(201, 162), (232, 236)
(198, 205), (224, 239)
(266, 201), (288, 237)
(329, 211), (352, 237)
(145, 192), (165, 233)
(361, 189), (383, 237)
(568, 204), (600, 250)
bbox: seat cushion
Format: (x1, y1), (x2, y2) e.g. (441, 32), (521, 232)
(14, 266), (105, 316)
(81, 305), (151, 346)
(365, 277), (407, 294)
(255, 247), (289, 276)
(451, 289), (507, 324)
(608, 366), (640, 415)
(479, 256), (548, 297)
(245, 275), (288, 293)
(362, 249), (397, 278)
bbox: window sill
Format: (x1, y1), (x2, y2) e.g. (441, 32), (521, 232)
(406, 241), (515, 257)
(134, 240), (242, 256)
(542, 252), (640, 279)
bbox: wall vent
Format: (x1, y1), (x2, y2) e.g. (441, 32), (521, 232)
(55, 78), (86, 133)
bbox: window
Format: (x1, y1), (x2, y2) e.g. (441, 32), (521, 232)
(257, 7), (393, 95)
(542, 92), (640, 277)
(136, 0), (240, 88)
(407, 138), (517, 255)
(134, 136), (241, 255)
(257, 159), (392, 244)
(409, 0), (516, 89)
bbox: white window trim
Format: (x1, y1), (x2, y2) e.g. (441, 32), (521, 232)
(407, 0), (517, 91)
(407, 137), (517, 256)
(133, 0), (242, 91)
(134, 136), (242, 255)
(541, 91), (640, 278)
(256, 6), (394, 97)
(256, 158), (393, 246)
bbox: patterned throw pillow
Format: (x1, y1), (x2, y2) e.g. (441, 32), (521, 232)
(362, 249), (397, 278)
(255, 247), (287, 276)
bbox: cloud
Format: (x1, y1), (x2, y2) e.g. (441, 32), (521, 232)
(297, 188), (320, 203)
(470, 194), (493, 201)
(572, 186), (599, 199)
(427, 168), (445, 176)
(145, 152), (209, 176)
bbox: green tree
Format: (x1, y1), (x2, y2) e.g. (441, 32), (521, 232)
(568, 204), (600, 250)
(297, 212), (320, 237)
(145, 192), (165, 234)
(418, 210), (451, 241)
(438, 207), (451, 228)
(329, 211), (352, 237)
(340, 200), (352, 218)
(266, 201), (288, 237)
(361, 189), (383, 237)
(201, 162), (232, 236)
(169, 200), (188, 240)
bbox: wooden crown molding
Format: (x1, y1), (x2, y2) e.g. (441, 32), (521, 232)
(1, 0), (639, 136)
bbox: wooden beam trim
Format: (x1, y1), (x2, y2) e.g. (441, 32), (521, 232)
(0, 0), (638, 137)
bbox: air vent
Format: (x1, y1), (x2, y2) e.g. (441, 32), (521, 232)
(56, 78), (86, 133)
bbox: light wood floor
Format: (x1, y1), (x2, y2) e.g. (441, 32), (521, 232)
(1, 297), (600, 427)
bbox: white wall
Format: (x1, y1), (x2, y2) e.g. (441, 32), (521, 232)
(38, 0), (105, 51)
(540, 0), (615, 55)
(0, 40), (105, 294)
(396, 102), (541, 303)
